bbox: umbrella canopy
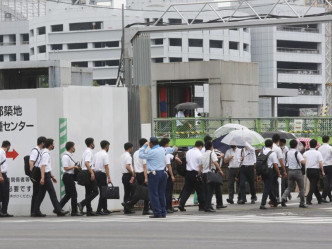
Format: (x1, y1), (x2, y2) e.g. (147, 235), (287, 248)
(214, 123), (248, 138)
(175, 102), (199, 110)
(297, 137), (321, 149)
(261, 131), (296, 139)
(213, 135), (231, 154)
(221, 129), (265, 147)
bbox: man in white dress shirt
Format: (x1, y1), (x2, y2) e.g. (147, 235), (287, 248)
(0, 141), (13, 217)
(224, 146), (241, 204)
(272, 134), (287, 201)
(318, 135), (332, 202)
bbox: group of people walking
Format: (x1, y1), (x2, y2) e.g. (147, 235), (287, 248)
(0, 133), (332, 218)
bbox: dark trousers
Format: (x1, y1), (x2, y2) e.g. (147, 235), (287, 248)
(60, 173), (78, 213)
(214, 183), (223, 206)
(148, 170), (167, 217)
(202, 173), (216, 210)
(31, 182), (44, 214)
(261, 169), (277, 206)
(180, 170), (205, 209)
(0, 173), (10, 214)
(34, 172), (62, 213)
(166, 174), (174, 210)
(80, 172), (99, 213)
(307, 168), (322, 203)
(322, 165), (332, 201)
(122, 173), (134, 205)
(281, 168), (290, 196)
(239, 166), (256, 201)
(136, 172), (149, 212)
(228, 168), (239, 201)
(95, 171), (107, 212)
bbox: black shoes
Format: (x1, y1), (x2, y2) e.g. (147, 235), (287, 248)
(237, 200), (245, 205)
(103, 210), (112, 215)
(226, 199), (234, 204)
(299, 204), (308, 208)
(281, 199), (287, 207)
(178, 205), (186, 212)
(321, 199), (329, 203)
(204, 208), (216, 213)
(216, 205), (227, 209)
(96, 211), (109, 215)
(149, 215), (163, 218)
(142, 210), (153, 215)
(0, 213), (13, 217)
(71, 212), (83, 216)
(77, 203), (84, 213)
(57, 210), (68, 217)
(306, 201), (312, 205)
(259, 205), (267, 210)
(86, 211), (99, 216)
(124, 210), (135, 214)
(167, 209), (174, 214)
(31, 212), (46, 217)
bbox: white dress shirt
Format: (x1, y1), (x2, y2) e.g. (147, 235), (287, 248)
(133, 149), (147, 173)
(165, 154), (174, 172)
(318, 143), (332, 166)
(225, 148), (241, 168)
(304, 149), (323, 169)
(262, 148), (278, 168)
(186, 147), (202, 171)
(29, 146), (42, 167)
(82, 148), (94, 170)
(272, 143), (284, 167)
(62, 152), (76, 174)
(281, 146), (289, 159)
(199, 150), (218, 173)
(285, 149), (304, 170)
(0, 148), (8, 173)
(241, 143), (256, 165)
(39, 149), (52, 173)
(120, 151), (133, 174)
(94, 150), (110, 173)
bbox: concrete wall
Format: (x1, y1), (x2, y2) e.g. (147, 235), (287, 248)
(0, 86), (128, 215)
(151, 61), (259, 119)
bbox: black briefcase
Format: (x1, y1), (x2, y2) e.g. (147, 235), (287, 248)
(207, 171), (223, 185)
(30, 166), (41, 183)
(133, 184), (149, 201)
(77, 170), (90, 186)
(101, 184), (120, 199)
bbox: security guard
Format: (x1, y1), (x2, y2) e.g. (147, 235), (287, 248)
(0, 140), (13, 217)
(59, 141), (83, 216)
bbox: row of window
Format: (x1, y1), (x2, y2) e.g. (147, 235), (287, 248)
(50, 41), (120, 51)
(0, 34), (29, 45)
(0, 53), (29, 62)
(72, 60), (120, 68)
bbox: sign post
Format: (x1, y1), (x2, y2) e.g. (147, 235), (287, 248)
(59, 118), (67, 199)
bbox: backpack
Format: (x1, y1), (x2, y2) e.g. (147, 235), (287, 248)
(256, 151), (273, 177)
(24, 148), (40, 177)
(177, 156), (187, 177)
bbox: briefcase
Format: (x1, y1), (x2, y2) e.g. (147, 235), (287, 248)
(101, 184), (120, 199)
(30, 166), (41, 183)
(133, 184), (149, 201)
(207, 171), (223, 185)
(77, 170), (90, 186)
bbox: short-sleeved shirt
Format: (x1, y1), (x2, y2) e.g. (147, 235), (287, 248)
(281, 146), (289, 160)
(199, 150), (218, 173)
(318, 143), (332, 166)
(39, 149), (52, 173)
(120, 151), (133, 174)
(165, 154), (174, 171)
(29, 146), (42, 167)
(82, 148), (94, 170)
(272, 144), (284, 167)
(0, 148), (8, 173)
(133, 149), (146, 173)
(62, 152), (76, 174)
(304, 149), (323, 169)
(94, 150), (110, 173)
(285, 149), (304, 170)
(186, 147), (202, 171)
(225, 148), (241, 168)
(262, 148), (278, 168)
(241, 144), (256, 165)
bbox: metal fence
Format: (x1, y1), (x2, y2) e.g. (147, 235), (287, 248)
(153, 117), (332, 146)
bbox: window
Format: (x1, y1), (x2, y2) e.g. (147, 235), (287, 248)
(51, 24), (63, 32)
(30, 29), (34, 37)
(210, 40), (223, 49)
(188, 19), (203, 24)
(0, 55), (3, 62)
(21, 34), (29, 44)
(151, 39), (163, 45)
(94, 60), (119, 67)
(229, 41), (239, 50)
(152, 18), (163, 26)
(145, 18), (150, 23)
(169, 18), (182, 25)
(51, 44), (63, 50)
(8, 34), (16, 45)
(243, 43), (249, 52)
(72, 61), (88, 67)
(69, 22), (103, 31)
(229, 28), (238, 31)
(189, 58), (203, 61)
(93, 41), (119, 48)
(0, 35), (3, 45)
(68, 43), (88, 50)
(38, 45), (46, 53)
(38, 27), (46, 35)
(152, 58), (163, 63)
(9, 54), (16, 61)
(169, 57), (182, 62)
(243, 28), (249, 32)
(169, 38), (182, 46)
(189, 39), (203, 47)
(95, 79), (117, 86)
(21, 53), (29, 61)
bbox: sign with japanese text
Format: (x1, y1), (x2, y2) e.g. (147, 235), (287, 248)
(0, 99), (37, 213)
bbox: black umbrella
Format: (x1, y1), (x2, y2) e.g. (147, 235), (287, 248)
(175, 102), (199, 110)
(261, 131), (296, 139)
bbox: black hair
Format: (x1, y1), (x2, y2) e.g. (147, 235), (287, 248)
(265, 139), (273, 148)
(159, 138), (170, 147)
(85, 137), (94, 147)
(37, 136), (47, 146)
(310, 139), (317, 149)
(150, 139), (159, 146)
(139, 138), (148, 147)
(204, 135), (212, 143)
(101, 140), (110, 149)
(195, 140), (204, 148)
(272, 134), (280, 143)
(45, 139), (54, 148)
(279, 139), (286, 144)
(289, 139), (298, 149)
(124, 142), (133, 151)
(1, 140), (10, 148)
(322, 135), (330, 144)
(230, 145), (237, 149)
(205, 141), (213, 151)
(65, 141), (75, 151)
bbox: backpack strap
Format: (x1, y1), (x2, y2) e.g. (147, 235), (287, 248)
(63, 153), (76, 165)
(294, 151), (301, 169)
(0, 159), (6, 166)
(32, 148), (41, 167)
(285, 151), (288, 167)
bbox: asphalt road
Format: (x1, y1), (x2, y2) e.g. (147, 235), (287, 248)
(1, 198), (332, 249)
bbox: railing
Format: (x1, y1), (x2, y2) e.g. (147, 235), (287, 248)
(277, 47), (319, 54)
(277, 68), (320, 75)
(153, 117), (332, 146)
(0, 0), (46, 22)
(0, 42), (16, 46)
(277, 26), (320, 33)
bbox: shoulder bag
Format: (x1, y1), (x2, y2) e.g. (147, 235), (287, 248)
(206, 152), (223, 185)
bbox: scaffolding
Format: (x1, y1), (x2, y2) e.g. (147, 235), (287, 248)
(0, 0), (46, 21)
